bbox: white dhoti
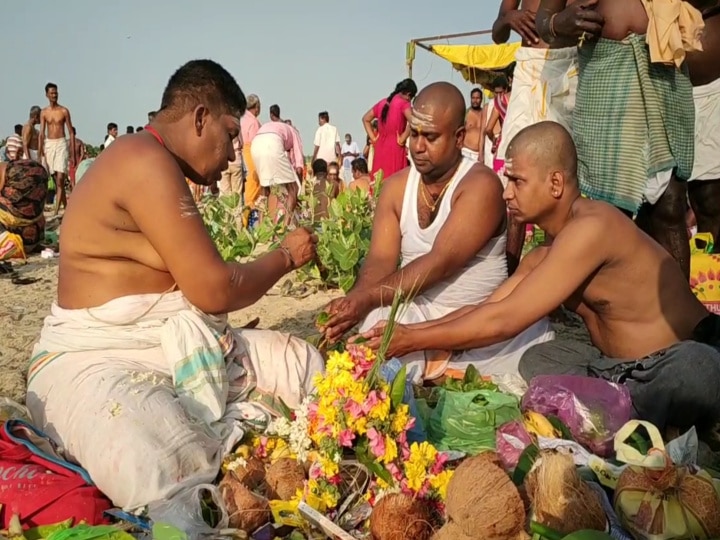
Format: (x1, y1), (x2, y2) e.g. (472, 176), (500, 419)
(461, 147), (480, 162)
(44, 138), (69, 174)
(26, 291), (323, 510)
(250, 133), (299, 188)
(26, 149), (39, 162)
(497, 46), (579, 160)
(690, 78), (720, 182)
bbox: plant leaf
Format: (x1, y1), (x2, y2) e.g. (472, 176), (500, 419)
(390, 365), (407, 408)
(512, 444), (539, 486)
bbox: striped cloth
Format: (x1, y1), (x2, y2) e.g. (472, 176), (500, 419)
(5, 135), (22, 161)
(573, 34), (695, 213)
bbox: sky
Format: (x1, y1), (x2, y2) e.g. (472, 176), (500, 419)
(2, 1), (504, 153)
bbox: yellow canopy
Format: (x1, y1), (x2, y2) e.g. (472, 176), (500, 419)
(429, 43), (521, 85)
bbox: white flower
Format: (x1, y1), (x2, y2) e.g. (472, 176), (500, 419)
(226, 456), (248, 472)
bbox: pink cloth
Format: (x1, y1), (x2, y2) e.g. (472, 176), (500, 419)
(256, 121), (304, 169)
(371, 94), (411, 179)
(241, 111), (261, 145)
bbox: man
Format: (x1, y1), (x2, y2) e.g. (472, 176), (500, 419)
(25, 59), (322, 510)
(22, 106), (41, 161)
(147, 111), (157, 123)
(686, 3), (720, 247)
(126, 126), (135, 135)
(463, 88), (486, 162)
(39, 82), (75, 215)
(349, 158), (372, 192)
(341, 133), (360, 185)
(136, 126), (144, 132)
(360, 121), (720, 432)
(104, 123), (118, 148)
(327, 162), (344, 199)
(69, 127), (87, 185)
(5, 125), (23, 161)
(310, 159), (332, 220)
(311, 111), (341, 165)
(536, 0), (706, 278)
(240, 95), (262, 210)
(321, 82), (552, 383)
(220, 127), (243, 197)
(251, 105), (304, 226)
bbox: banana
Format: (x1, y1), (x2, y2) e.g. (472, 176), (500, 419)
(523, 411), (560, 439)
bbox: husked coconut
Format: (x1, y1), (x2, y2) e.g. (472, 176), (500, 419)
(228, 456), (266, 489)
(219, 473), (271, 533)
(265, 458), (306, 501)
(370, 493), (434, 540)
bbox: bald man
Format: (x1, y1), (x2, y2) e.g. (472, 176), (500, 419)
(320, 82), (553, 383)
(361, 121), (720, 433)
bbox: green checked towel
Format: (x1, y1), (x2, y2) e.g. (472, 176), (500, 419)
(573, 34), (694, 213)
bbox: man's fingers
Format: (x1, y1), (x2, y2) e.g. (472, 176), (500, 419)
(579, 0), (599, 7)
(578, 20), (603, 34)
(579, 10), (604, 23)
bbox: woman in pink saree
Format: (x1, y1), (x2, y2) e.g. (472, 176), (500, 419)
(362, 79), (417, 180)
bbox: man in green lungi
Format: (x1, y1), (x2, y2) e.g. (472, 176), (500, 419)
(536, 0), (711, 279)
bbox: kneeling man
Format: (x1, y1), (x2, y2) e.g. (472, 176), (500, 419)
(26, 60), (323, 510)
(361, 122), (720, 433)
(321, 82), (553, 383)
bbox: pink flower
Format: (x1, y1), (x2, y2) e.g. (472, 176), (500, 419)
(363, 390), (387, 414)
(329, 474), (343, 486)
(417, 481), (431, 499)
(309, 465), (322, 480)
(307, 402), (319, 420)
(387, 462), (403, 482)
(367, 428), (386, 459)
(344, 399), (364, 420)
(430, 453), (449, 476)
(405, 416), (417, 431)
(338, 428), (356, 448)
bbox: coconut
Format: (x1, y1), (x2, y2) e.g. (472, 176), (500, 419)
(524, 452), (606, 535)
(229, 456), (266, 489)
(370, 493), (434, 540)
(219, 473), (271, 533)
(445, 454), (526, 539)
(265, 458), (306, 501)
(433, 520), (530, 540)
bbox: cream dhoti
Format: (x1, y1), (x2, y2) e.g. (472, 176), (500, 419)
(44, 138), (69, 175)
(497, 46), (578, 161)
(690, 78), (720, 182)
(251, 132), (300, 188)
(359, 157), (555, 383)
(25, 291), (324, 510)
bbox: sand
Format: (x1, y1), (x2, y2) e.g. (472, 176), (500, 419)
(0, 257), (588, 405)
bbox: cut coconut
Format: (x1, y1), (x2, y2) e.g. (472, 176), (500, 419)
(525, 452), (606, 535)
(219, 473), (271, 533)
(445, 454), (526, 539)
(370, 493), (434, 540)
(265, 458), (306, 501)
(228, 456), (266, 490)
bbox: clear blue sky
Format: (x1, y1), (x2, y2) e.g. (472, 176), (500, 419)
(2, 0), (505, 153)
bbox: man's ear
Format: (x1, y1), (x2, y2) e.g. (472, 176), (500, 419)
(193, 105), (209, 136)
(455, 126), (466, 148)
(550, 170), (565, 198)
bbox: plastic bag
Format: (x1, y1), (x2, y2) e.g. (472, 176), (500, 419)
(496, 420), (533, 471)
(147, 484), (228, 539)
(522, 375), (632, 457)
(426, 388), (521, 455)
(381, 358), (427, 443)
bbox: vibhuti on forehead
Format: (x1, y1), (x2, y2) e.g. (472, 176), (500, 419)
(409, 103), (437, 134)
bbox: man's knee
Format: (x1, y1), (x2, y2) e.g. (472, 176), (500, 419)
(518, 339), (595, 381)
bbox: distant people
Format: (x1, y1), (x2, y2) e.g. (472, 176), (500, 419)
(5, 125), (23, 161)
(240, 95), (262, 211)
(311, 111), (340, 165)
(340, 133), (360, 185)
(362, 78), (417, 179)
(22, 106), (41, 161)
(219, 125), (243, 197)
(70, 127), (87, 185)
(136, 126), (144, 132)
(126, 126), (135, 135)
(485, 74), (513, 173)
(311, 158), (331, 220)
(147, 111), (157, 123)
(39, 82), (75, 215)
(463, 88), (487, 162)
(104, 123), (118, 148)
(0, 160), (48, 258)
(349, 158), (371, 193)
(327, 162), (344, 199)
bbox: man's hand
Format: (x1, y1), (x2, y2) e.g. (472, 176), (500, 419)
(506, 10), (540, 43)
(280, 226), (318, 268)
(551, 0), (604, 39)
(321, 293), (372, 343)
(353, 321), (416, 358)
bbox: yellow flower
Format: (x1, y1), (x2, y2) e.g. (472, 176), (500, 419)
(369, 396), (391, 423)
(382, 436), (398, 464)
(376, 476), (392, 490)
(429, 470), (454, 500)
(410, 441), (438, 468)
(353, 416), (368, 435)
(405, 462), (426, 492)
(326, 351), (354, 374)
(319, 458), (339, 478)
(391, 404), (410, 434)
(321, 489), (339, 509)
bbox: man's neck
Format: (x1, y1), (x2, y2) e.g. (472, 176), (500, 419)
(421, 156), (462, 186)
(48, 103), (60, 109)
(537, 194), (581, 238)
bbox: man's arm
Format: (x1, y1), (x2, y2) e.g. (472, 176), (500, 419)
(22, 125), (32, 159)
(118, 138), (305, 314)
(289, 128), (304, 172)
(478, 108), (488, 155)
(362, 168), (506, 307)
(536, 0), (603, 42)
(38, 113), (46, 158)
(410, 217), (606, 351)
(485, 107), (500, 142)
(65, 109), (75, 165)
(492, 0), (522, 43)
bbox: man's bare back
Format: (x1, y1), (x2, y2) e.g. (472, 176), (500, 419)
(22, 124), (39, 151)
(525, 198), (708, 358)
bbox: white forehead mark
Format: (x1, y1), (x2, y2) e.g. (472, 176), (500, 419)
(410, 108), (436, 132)
(179, 194), (200, 219)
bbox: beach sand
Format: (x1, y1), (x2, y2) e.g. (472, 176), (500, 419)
(0, 257), (588, 404)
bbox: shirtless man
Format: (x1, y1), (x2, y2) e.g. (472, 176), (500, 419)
(349, 158), (372, 192)
(38, 83), (75, 215)
(25, 60), (322, 509)
(536, 0), (708, 278)
(360, 122), (720, 432)
(462, 88), (486, 162)
(686, 3), (720, 248)
(321, 82), (552, 382)
(22, 106), (41, 161)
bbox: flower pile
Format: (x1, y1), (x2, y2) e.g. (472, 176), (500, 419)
(267, 345), (453, 513)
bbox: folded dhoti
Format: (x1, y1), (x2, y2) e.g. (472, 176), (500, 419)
(44, 138), (69, 175)
(26, 291), (324, 510)
(497, 46), (578, 160)
(461, 147), (480, 162)
(574, 34), (694, 212)
(250, 133), (299, 188)
(691, 78), (720, 182)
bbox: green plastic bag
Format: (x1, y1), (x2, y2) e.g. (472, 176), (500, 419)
(426, 388), (521, 454)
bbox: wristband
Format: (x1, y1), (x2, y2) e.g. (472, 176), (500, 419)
(279, 246), (296, 269)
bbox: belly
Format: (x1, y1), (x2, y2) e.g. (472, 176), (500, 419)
(598, 0), (649, 41)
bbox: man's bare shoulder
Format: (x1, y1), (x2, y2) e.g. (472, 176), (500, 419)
(457, 162), (504, 195)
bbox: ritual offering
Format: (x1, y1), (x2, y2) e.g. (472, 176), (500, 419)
(219, 472), (272, 533)
(369, 493), (434, 540)
(265, 458), (307, 501)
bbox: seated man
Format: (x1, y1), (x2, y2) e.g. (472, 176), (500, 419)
(327, 161), (345, 199)
(348, 158), (371, 193)
(360, 122), (720, 433)
(321, 82), (553, 383)
(26, 60), (323, 510)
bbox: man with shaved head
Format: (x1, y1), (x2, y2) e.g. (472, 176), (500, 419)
(361, 121), (720, 433)
(320, 82), (553, 383)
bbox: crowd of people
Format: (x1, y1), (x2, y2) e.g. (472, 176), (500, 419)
(0, 0), (718, 516)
